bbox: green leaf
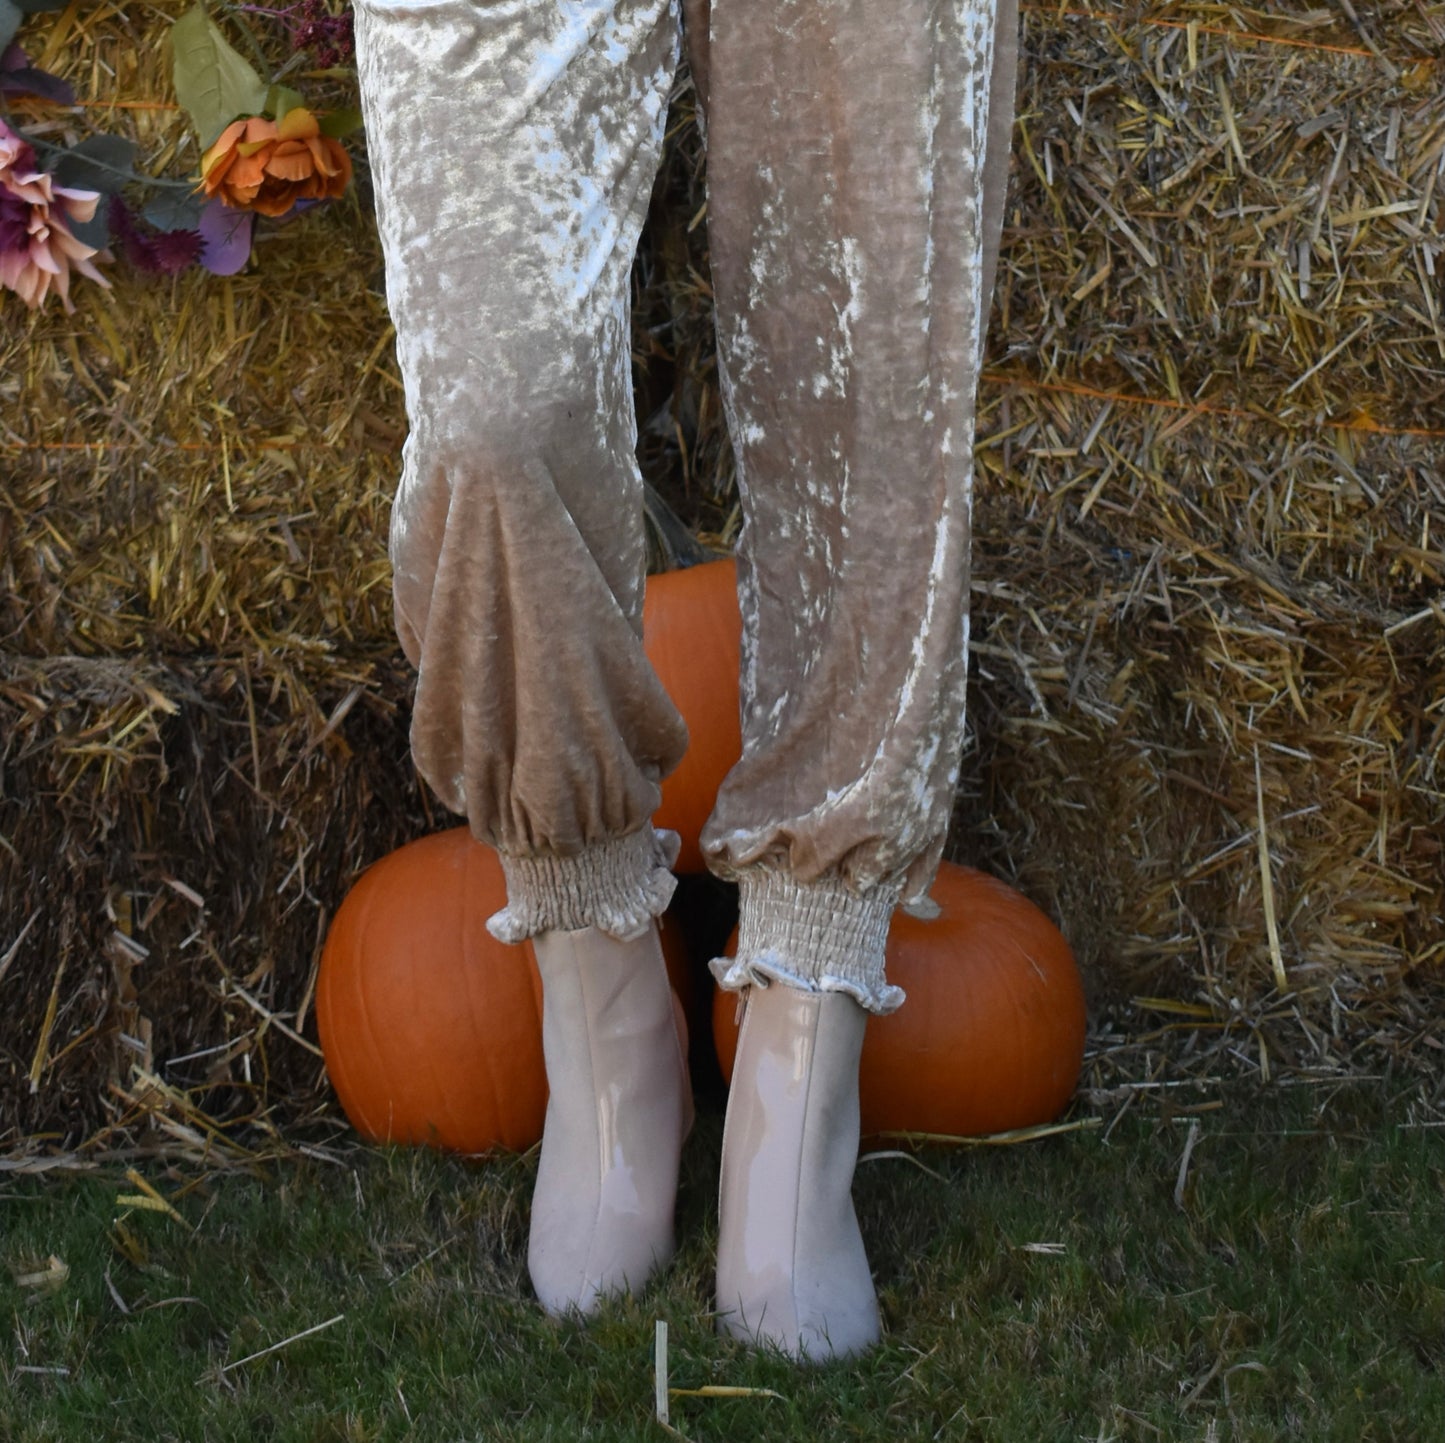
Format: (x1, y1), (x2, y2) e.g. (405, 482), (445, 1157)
(15, 0), (74, 12)
(143, 190), (204, 232)
(0, 0), (22, 54)
(65, 205), (110, 251)
(264, 82), (306, 121)
(317, 107), (364, 140)
(171, 4), (267, 150)
(51, 134), (138, 194)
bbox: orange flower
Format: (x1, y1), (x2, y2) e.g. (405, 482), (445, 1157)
(199, 108), (352, 217)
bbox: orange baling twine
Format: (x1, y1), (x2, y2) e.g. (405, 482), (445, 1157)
(13, 373), (1445, 451)
(979, 374), (1445, 442)
(1034, 7), (1377, 60)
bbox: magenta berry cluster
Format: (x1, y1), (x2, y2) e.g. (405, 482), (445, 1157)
(291, 0), (354, 66)
(241, 0), (354, 67)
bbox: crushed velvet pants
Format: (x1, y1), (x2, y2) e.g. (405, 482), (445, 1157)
(353, 0), (1018, 1014)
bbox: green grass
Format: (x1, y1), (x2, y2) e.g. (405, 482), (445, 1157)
(2, 1082), (1442, 1442)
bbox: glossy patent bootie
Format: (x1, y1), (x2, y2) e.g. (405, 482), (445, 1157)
(715, 982), (880, 1361)
(527, 923), (692, 1316)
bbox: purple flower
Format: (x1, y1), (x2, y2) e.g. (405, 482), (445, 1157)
(0, 188), (30, 254)
(108, 194), (203, 275)
(148, 227), (204, 273)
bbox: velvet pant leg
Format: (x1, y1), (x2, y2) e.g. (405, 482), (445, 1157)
(353, 0), (1018, 1001)
(353, 0), (689, 941)
(697, 0), (1018, 1011)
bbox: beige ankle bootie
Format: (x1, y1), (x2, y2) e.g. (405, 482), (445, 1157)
(715, 983), (881, 1361)
(527, 924), (692, 1316)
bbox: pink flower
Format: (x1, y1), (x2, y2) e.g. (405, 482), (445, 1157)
(0, 119), (111, 312)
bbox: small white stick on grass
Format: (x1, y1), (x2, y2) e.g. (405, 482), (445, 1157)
(655, 1320), (669, 1427)
(103, 1267), (130, 1315)
(1174, 1118), (1202, 1209)
(220, 1313), (345, 1374)
(856, 1150), (946, 1181)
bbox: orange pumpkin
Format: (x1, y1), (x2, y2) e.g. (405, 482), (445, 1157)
(318, 827), (694, 1154)
(713, 861), (1087, 1139)
(643, 559), (742, 873)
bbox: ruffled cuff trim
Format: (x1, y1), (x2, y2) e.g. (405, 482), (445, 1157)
(488, 826), (679, 944)
(709, 868), (905, 1016)
(708, 953), (906, 1016)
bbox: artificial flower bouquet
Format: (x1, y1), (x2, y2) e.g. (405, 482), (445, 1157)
(0, 0), (359, 311)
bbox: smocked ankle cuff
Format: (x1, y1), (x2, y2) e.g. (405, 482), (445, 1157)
(487, 827), (680, 944)
(709, 869), (905, 1015)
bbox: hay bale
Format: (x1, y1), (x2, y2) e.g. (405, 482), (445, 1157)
(0, 647), (426, 1150)
(2, 1), (1442, 1152)
(954, 6), (1445, 1073)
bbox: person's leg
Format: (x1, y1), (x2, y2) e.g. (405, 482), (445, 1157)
(352, 0), (691, 1313)
(692, 0), (1020, 1358)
